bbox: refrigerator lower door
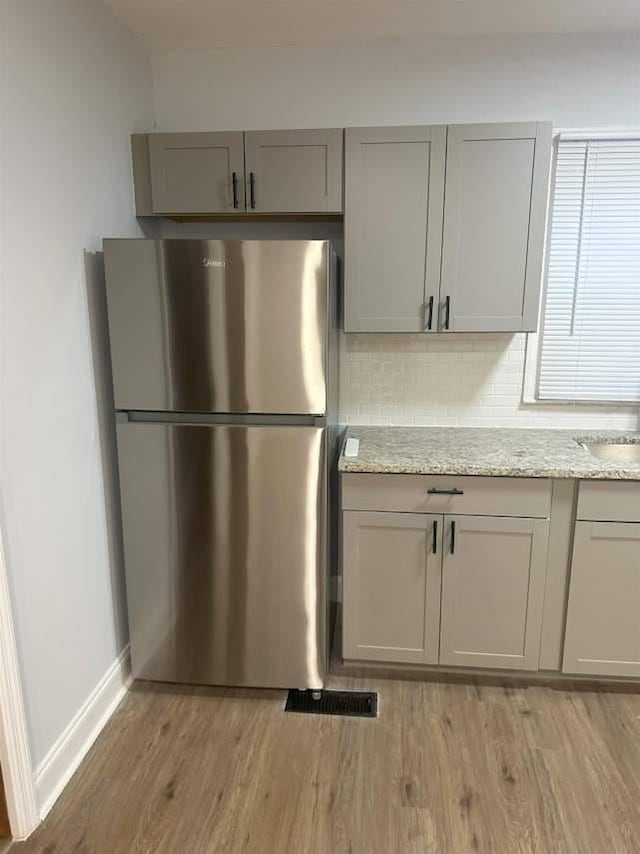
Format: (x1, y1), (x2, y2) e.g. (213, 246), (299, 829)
(117, 422), (326, 689)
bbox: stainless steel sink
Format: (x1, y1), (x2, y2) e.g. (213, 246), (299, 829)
(581, 442), (640, 463)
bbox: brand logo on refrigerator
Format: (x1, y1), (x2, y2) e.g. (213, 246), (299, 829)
(202, 258), (226, 268)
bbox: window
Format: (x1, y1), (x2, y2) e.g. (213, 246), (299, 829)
(535, 135), (640, 403)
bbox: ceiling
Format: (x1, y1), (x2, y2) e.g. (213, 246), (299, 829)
(103, 0), (640, 50)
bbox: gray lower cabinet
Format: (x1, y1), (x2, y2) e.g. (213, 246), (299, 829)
(342, 511), (442, 664)
(147, 132), (245, 214)
(342, 475), (640, 677)
(439, 515), (549, 670)
(344, 126), (446, 332)
(563, 522), (640, 677)
(342, 504), (549, 671)
(439, 122), (552, 332)
(244, 129), (343, 213)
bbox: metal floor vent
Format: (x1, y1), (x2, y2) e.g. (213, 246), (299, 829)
(285, 689), (378, 718)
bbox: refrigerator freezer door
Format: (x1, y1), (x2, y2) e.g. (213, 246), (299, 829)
(104, 239), (329, 415)
(117, 422), (326, 689)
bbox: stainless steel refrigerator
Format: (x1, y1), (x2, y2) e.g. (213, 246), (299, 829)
(104, 239), (340, 690)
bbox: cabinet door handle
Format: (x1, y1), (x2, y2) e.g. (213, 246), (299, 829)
(427, 488), (464, 496)
(231, 172), (238, 209)
(444, 295), (451, 331)
(450, 520), (456, 554)
(425, 296), (434, 331)
(249, 172), (256, 209)
(432, 519), (438, 554)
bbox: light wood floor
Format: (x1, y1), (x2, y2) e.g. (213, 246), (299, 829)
(13, 672), (640, 854)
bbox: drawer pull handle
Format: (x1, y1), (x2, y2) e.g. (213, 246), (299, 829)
(432, 519), (438, 554)
(451, 520), (456, 554)
(427, 488), (464, 496)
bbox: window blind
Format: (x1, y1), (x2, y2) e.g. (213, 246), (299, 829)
(537, 137), (640, 402)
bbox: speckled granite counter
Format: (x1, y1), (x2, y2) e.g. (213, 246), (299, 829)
(338, 427), (640, 480)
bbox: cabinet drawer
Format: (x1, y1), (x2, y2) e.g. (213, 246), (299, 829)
(577, 481), (640, 523)
(341, 473), (551, 518)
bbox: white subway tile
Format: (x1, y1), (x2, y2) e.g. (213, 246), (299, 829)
(340, 333), (638, 430)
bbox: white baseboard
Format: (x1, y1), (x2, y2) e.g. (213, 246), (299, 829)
(0, 527), (39, 839)
(35, 646), (132, 820)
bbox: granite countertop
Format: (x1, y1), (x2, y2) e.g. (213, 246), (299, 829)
(338, 427), (640, 480)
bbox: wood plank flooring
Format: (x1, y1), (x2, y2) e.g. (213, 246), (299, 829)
(13, 673), (640, 853)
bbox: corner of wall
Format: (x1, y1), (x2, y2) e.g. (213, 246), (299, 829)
(35, 647), (132, 821)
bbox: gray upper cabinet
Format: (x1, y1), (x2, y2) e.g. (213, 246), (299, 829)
(563, 521), (640, 678)
(147, 132), (245, 214)
(134, 120), (553, 333)
(343, 121), (551, 334)
(133, 129), (343, 216)
(439, 515), (549, 670)
(244, 129), (343, 213)
(440, 122), (552, 332)
(344, 126), (447, 332)
(342, 511), (442, 664)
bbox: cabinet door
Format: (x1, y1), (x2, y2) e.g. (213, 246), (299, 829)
(344, 126), (446, 332)
(342, 512), (442, 664)
(244, 129), (343, 213)
(148, 132), (245, 213)
(563, 522), (640, 678)
(440, 515), (549, 670)
(440, 122), (552, 332)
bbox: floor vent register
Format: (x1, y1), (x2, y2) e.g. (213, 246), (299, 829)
(285, 689), (378, 718)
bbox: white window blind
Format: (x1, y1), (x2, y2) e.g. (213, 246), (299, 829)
(537, 136), (640, 402)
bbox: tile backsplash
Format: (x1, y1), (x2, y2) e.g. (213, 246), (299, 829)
(340, 333), (639, 430)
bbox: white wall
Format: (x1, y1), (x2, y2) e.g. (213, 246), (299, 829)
(153, 31), (640, 429)
(152, 32), (640, 131)
(0, 0), (153, 775)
